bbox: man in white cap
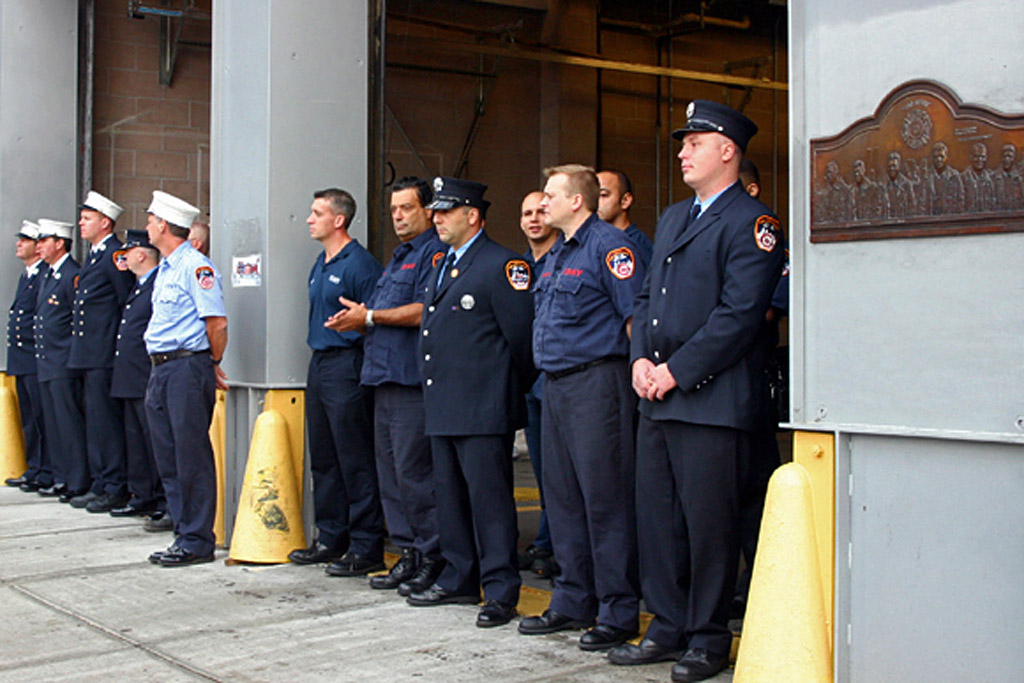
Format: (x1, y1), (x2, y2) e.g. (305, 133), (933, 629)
(67, 191), (135, 513)
(33, 219), (88, 501)
(5, 221), (49, 491)
(143, 191), (227, 568)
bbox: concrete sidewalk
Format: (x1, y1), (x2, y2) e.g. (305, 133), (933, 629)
(0, 485), (733, 682)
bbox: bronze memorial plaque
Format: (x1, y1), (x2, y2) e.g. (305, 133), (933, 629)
(810, 80), (1024, 243)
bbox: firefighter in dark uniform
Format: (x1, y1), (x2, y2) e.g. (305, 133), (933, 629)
(143, 191), (227, 567)
(407, 177), (535, 629)
(5, 221), (49, 491)
(290, 188), (386, 577)
(67, 191), (134, 512)
(109, 230), (165, 518)
(33, 219), (86, 500)
(610, 101), (784, 682)
(519, 165), (645, 651)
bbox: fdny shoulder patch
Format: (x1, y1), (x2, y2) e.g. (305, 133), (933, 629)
(431, 251), (446, 268)
(605, 247), (636, 280)
(505, 259), (531, 291)
(754, 215), (780, 253)
(195, 265), (215, 290)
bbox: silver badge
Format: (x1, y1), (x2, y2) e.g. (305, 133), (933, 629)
(460, 294), (475, 310)
(686, 101), (695, 119)
(433, 177), (444, 193)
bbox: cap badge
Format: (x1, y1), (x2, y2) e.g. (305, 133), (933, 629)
(433, 177), (444, 193)
(686, 101), (695, 118)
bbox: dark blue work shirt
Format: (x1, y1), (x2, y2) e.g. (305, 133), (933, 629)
(361, 228), (445, 387)
(532, 214), (646, 373)
(624, 223), (654, 267)
(307, 239), (382, 351)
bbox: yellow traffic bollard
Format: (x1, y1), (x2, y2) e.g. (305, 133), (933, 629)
(0, 386), (27, 481)
(734, 463), (832, 682)
(228, 409), (305, 563)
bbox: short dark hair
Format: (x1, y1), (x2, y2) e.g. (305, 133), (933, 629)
(739, 158), (760, 187)
(314, 188), (357, 225)
(603, 169), (634, 198)
(391, 176), (433, 209)
(168, 224), (190, 239)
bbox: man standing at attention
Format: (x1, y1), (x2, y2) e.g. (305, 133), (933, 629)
(519, 165), (644, 651)
(144, 191), (227, 567)
(610, 101), (783, 682)
(596, 170), (654, 267)
(323, 177), (447, 593)
(289, 188), (386, 577)
(407, 177), (535, 629)
(68, 191), (134, 513)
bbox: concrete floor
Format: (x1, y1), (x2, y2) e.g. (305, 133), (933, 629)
(0, 453), (735, 682)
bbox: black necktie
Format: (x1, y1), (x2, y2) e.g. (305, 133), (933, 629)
(440, 252), (456, 289)
(687, 202), (701, 227)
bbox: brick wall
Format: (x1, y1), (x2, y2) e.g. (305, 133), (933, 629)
(90, 0), (211, 235)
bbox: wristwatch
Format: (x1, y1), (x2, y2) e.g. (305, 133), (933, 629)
(365, 309), (375, 328)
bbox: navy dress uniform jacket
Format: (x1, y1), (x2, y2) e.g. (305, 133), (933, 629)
(631, 181), (785, 431)
(34, 257), (81, 383)
(69, 235), (134, 369)
(7, 263), (47, 375)
(110, 274), (155, 399)
(419, 232), (536, 436)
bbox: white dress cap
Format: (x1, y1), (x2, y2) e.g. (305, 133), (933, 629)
(147, 190), (200, 229)
(81, 190), (124, 222)
(37, 219), (75, 240)
(17, 220), (41, 240)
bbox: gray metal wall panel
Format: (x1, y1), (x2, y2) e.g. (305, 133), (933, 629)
(845, 435), (1024, 681)
(790, 0), (1024, 437)
(0, 1), (77, 370)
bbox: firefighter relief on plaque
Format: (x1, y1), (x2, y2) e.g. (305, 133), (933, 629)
(810, 80), (1024, 242)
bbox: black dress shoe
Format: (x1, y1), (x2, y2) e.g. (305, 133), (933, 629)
(406, 583), (479, 607)
(518, 609), (593, 635)
(6, 475), (28, 487)
(39, 483), (68, 498)
(20, 480), (42, 493)
(110, 504), (156, 518)
(69, 491), (100, 508)
(608, 637), (682, 665)
(476, 600), (516, 628)
(159, 546), (215, 567)
(397, 556), (446, 596)
(288, 540), (345, 565)
(149, 544), (178, 564)
(144, 513), (175, 532)
(369, 548), (418, 589)
(671, 647), (728, 682)
(517, 543), (553, 569)
(325, 552), (385, 577)
(58, 488), (86, 503)
(86, 493), (130, 513)
(579, 623), (637, 651)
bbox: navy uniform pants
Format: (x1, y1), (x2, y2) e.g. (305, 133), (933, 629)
(306, 348), (383, 556)
(83, 367), (127, 497)
(145, 354), (216, 556)
(431, 433), (520, 606)
(543, 360), (640, 631)
(373, 383), (439, 559)
(39, 376), (88, 492)
(523, 376), (551, 551)
(636, 416), (745, 657)
(123, 397), (165, 511)
(15, 373), (49, 485)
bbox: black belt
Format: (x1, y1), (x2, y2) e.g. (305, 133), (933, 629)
(546, 356), (624, 380)
(150, 349), (209, 366)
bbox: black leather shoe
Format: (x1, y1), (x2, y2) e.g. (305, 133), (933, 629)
(518, 609), (593, 635)
(6, 475), (28, 487)
(288, 540), (345, 565)
(608, 637), (682, 665)
(671, 647), (728, 682)
(476, 600), (516, 628)
(86, 493), (130, 513)
(159, 546), (215, 567)
(369, 549), (418, 589)
(110, 503), (156, 518)
(406, 584), (479, 606)
(325, 552), (385, 577)
(69, 491), (100, 508)
(579, 623), (637, 651)
(59, 488), (86, 503)
(39, 483), (68, 498)
(20, 480), (42, 493)
(149, 544), (178, 564)
(517, 543), (553, 569)
(397, 556), (446, 596)
(144, 513), (175, 532)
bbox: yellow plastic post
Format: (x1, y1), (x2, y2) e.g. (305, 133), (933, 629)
(1, 372), (17, 394)
(210, 389), (227, 546)
(793, 430), (835, 641)
(263, 390), (305, 507)
(228, 409), (305, 563)
(0, 386), (27, 481)
(734, 463), (832, 683)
